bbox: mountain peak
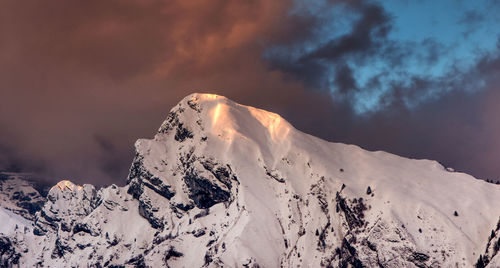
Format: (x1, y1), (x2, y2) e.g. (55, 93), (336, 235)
(52, 180), (82, 192)
(4, 93), (500, 267)
(157, 92), (293, 146)
(184, 92), (223, 101)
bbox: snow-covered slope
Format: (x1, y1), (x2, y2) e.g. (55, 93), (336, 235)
(1, 93), (500, 267)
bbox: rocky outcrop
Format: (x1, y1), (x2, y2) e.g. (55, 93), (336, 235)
(0, 236), (21, 267)
(475, 217), (500, 267)
(0, 173), (46, 221)
(33, 181), (99, 236)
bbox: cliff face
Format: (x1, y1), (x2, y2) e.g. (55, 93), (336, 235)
(1, 93), (500, 267)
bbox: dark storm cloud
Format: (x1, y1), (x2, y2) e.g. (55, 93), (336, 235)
(308, 2), (391, 60)
(264, 0), (395, 96)
(264, 0), (493, 113)
(459, 10), (485, 25)
(458, 10), (487, 38)
(1, 0), (500, 186)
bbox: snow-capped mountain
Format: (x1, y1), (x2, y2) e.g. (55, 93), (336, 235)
(1, 93), (500, 267)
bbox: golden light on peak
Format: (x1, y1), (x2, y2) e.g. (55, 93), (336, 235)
(212, 103), (223, 126)
(54, 180), (83, 191)
(201, 93), (219, 100)
(248, 108), (290, 142)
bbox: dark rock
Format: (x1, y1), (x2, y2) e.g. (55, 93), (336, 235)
(127, 181), (143, 200)
(127, 254), (146, 268)
(51, 237), (73, 259)
(35, 210), (60, 231)
(410, 252), (430, 262)
(158, 112), (180, 134)
(127, 154), (175, 201)
(365, 239), (377, 251)
(202, 160), (237, 188)
(334, 238), (364, 268)
(476, 255), (487, 268)
(317, 221), (331, 251)
(76, 243), (91, 250)
(0, 236), (21, 266)
(175, 202), (194, 211)
(33, 227), (46, 236)
(187, 99), (202, 112)
(204, 252), (213, 266)
(107, 237), (119, 247)
(153, 233), (176, 245)
(174, 123), (194, 142)
(0, 173), (9, 182)
(264, 167), (285, 183)
(17, 200), (44, 215)
(127, 154), (145, 185)
(138, 200), (164, 229)
(12, 191), (30, 201)
(148, 176), (162, 186)
(142, 182), (175, 200)
(41, 210), (61, 223)
(194, 209), (210, 219)
(73, 223), (98, 236)
(335, 192), (365, 230)
(60, 222), (71, 232)
(164, 246), (184, 262)
(193, 229), (206, 237)
(184, 171), (230, 209)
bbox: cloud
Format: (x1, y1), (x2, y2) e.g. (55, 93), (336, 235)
(265, 1), (403, 111)
(1, 0), (500, 185)
(0, 0), (313, 185)
(459, 10), (485, 26)
(264, 0), (500, 114)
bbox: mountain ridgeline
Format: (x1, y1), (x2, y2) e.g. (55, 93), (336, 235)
(1, 93), (500, 267)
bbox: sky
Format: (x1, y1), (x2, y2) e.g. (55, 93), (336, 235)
(1, 0), (500, 186)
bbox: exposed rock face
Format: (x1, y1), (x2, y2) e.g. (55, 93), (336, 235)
(475, 218), (500, 267)
(125, 96), (240, 233)
(33, 180), (99, 236)
(0, 173), (46, 221)
(0, 236), (21, 267)
(127, 154), (175, 200)
(1, 93), (500, 267)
